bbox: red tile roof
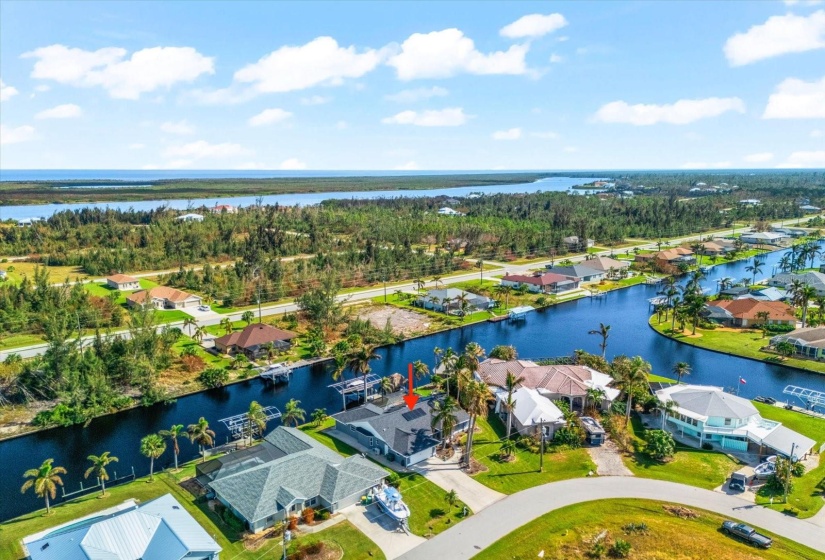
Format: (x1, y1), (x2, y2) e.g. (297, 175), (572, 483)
(215, 323), (297, 350)
(477, 358), (603, 397)
(127, 286), (198, 304)
(710, 298), (796, 322)
(502, 272), (573, 286)
(107, 274), (138, 283)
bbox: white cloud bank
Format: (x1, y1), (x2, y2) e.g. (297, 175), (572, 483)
(248, 108), (293, 127)
(300, 95), (331, 105)
(724, 10), (825, 66)
(34, 103), (82, 119)
(777, 150), (825, 168)
(743, 152), (774, 163)
(763, 76), (825, 119)
(385, 86), (449, 103)
(394, 161), (420, 170)
(492, 127), (522, 140)
(279, 158), (306, 170)
(22, 44), (214, 99)
(0, 79), (18, 101)
(500, 13), (568, 39)
(0, 124), (36, 145)
(388, 28), (529, 80)
(160, 120), (195, 134)
(681, 161), (732, 169)
(382, 107), (471, 127)
(164, 140), (248, 160)
(594, 97), (745, 125)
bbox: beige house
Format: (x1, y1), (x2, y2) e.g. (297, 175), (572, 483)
(126, 286), (202, 309)
(105, 274), (140, 291)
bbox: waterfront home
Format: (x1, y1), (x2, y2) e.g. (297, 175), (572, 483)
(739, 199), (761, 206)
(769, 271), (825, 296)
(16, 217), (42, 227)
(562, 235), (595, 250)
(105, 273), (140, 291)
(491, 385), (566, 439)
(415, 288), (493, 313)
(545, 264), (604, 283)
(654, 247), (696, 270)
(176, 213), (204, 222)
(655, 384), (815, 458)
(211, 204), (237, 214)
(703, 298), (796, 328)
(126, 285), (202, 309)
(720, 285), (751, 297)
(476, 358), (619, 412)
(206, 426), (386, 532)
(695, 240), (732, 256)
(579, 255), (631, 276)
(501, 271), (579, 294)
(214, 323), (297, 358)
(771, 327), (825, 360)
(331, 397), (470, 466)
(800, 205), (821, 212)
(773, 227), (808, 238)
(438, 207), (461, 216)
(740, 231), (789, 246)
(22, 494), (221, 560)
(751, 286), (790, 302)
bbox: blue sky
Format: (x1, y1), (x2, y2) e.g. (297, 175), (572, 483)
(1, 0), (823, 170)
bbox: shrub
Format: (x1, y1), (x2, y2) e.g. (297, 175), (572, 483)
(610, 539), (632, 558)
(792, 462), (806, 477)
(221, 509), (245, 533)
(198, 367), (229, 388)
(315, 509), (330, 521)
(589, 541), (606, 558)
(386, 472), (401, 487)
(644, 429), (676, 461)
(701, 442), (713, 450)
(288, 515), (299, 531)
(301, 507), (315, 524)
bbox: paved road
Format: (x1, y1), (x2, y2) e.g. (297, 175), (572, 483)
(397, 477), (825, 559)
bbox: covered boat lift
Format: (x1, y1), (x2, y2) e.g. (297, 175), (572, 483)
(218, 406), (282, 440)
(329, 374), (382, 410)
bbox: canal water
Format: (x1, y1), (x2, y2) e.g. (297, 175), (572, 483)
(0, 176), (603, 221)
(1, 246), (824, 521)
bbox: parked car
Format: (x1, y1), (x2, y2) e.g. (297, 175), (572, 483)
(721, 521), (773, 548)
(728, 466), (755, 492)
(198, 305), (211, 312)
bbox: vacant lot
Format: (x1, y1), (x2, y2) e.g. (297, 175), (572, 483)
(356, 305), (432, 335)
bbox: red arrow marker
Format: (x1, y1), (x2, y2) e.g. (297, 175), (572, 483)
(403, 362), (419, 410)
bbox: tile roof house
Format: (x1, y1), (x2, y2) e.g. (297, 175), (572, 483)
(491, 386), (566, 439)
(206, 427), (386, 533)
(544, 264), (605, 282)
(703, 298), (797, 328)
(579, 256), (631, 274)
(211, 204), (237, 214)
(22, 494), (221, 560)
(415, 288), (492, 313)
(750, 286), (790, 302)
(656, 384), (815, 458)
(740, 231), (789, 246)
(105, 274), (140, 291)
(771, 327), (825, 360)
(126, 286), (202, 309)
(214, 323), (298, 358)
(695, 241), (731, 256)
(769, 271), (825, 296)
(501, 271), (579, 294)
(476, 358), (619, 412)
(332, 397), (470, 466)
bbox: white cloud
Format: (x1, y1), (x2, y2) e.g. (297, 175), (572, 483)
(248, 108), (293, 127)
(594, 97), (745, 125)
(723, 11), (825, 66)
(279, 158), (307, 170)
(34, 84), (50, 92)
(681, 161), (732, 169)
(23, 44), (214, 99)
(164, 140), (248, 159)
(557, 36), (569, 42)
(531, 131), (559, 139)
(783, 1), (823, 6)
(812, 129), (824, 137)
(743, 152), (774, 163)
(394, 161), (420, 170)
(762, 76), (825, 119)
(563, 146), (578, 153)
(777, 150), (825, 167)
(234, 37), (383, 93)
(549, 54), (564, 63)
(388, 28), (529, 80)
(492, 127), (522, 140)
(300, 95), (331, 105)
(385, 86), (449, 103)
(0, 79), (18, 101)
(335, 120), (348, 130)
(160, 120), (195, 135)
(129, 143), (145, 149)
(187, 86), (256, 105)
(34, 103), (82, 119)
(0, 124), (36, 145)
(381, 107), (471, 127)
(500, 13), (568, 39)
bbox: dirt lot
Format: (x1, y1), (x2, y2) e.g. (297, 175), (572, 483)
(356, 305), (432, 336)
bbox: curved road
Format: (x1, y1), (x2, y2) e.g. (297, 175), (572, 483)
(398, 477), (825, 559)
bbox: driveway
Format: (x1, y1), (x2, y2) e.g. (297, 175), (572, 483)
(587, 440), (633, 476)
(397, 477), (825, 559)
(413, 455), (504, 513)
(181, 307), (221, 321)
(340, 503), (425, 559)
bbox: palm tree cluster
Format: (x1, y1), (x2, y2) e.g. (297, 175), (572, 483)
(656, 272), (709, 335)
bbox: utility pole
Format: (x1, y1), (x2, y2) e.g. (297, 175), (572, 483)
(539, 418), (545, 473)
(383, 275), (388, 303)
(256, 285), (262, 324)
(784, 442), (797, 503)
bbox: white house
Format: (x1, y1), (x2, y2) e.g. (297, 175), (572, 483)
(656, 384), (815, 458)
(105, 273), (140, 291)
(739, 231), (788, 246)
(438, 207), (462, 216)
(492, 386), (566, 439)
(176, 213), (204, 222)
(739, 199), (761, 206)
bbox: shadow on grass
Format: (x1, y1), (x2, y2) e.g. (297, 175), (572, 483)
(429, 508), (446, 518)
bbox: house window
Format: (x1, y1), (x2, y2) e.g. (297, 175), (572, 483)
(724, 418), (731, 426)
(350, 425), (355, 432)
(369, 437), (374, 447)
(304, 497), (317, 507)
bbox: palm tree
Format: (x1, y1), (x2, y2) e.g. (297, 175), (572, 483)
(182, 316), (197, 337)
(187, 417), (215, 462)
(140, 434), (166, 481)
(431, 396), (459, 449)
(444, 489), (459, 512)
(658, 398), (677, 429)
(414, 277), (426, 293)
(379, 376), (394, 397)
(21, 459), (66, 515)
(220, 317), (233, 335)
(159, 424), (185, 471)
(311, 408), (328, 426)
(84, 452), (118, 497)
(412, 360), (429, 381)
(503, 370), (525, 440)
(246, 401), (268, 443)
(231, 353), (249, 370)
(778, 253), (792, 273)
(347, 345), (381, 403)
(463, 380), (490, 466)
(745, 261), (763, 285)
(192, 325), (205, 344)
(241, 310), (255, 325)
(282, 398), (306, 427)
(431, 275), (443, 289)
(585, 387), (606, 414)
(612, 355), (652, 421)
(588, 322), (611, 358)
(672, 361), (691, 384)
(791, 283), (818, 327)
(262, 342), (277, 364)
(494, 284), (512, 309)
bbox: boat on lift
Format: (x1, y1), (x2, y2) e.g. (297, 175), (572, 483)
(374, 485), (410, 522)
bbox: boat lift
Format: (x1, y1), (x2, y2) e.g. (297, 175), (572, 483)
(218, 406), (282, 440)
(328, 374), (382, 410)
(782, 385), (825, 412)
(259, 362), (293, 383)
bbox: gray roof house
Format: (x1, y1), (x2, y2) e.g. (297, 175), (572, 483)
(769, 271), (825, 296)
(205, 426), (386, 533)
(22, 494), (221, 560)
(332, 397), (470, 466)
(416, 288), (493, 314)
(771, 327), (825, 360)
(545, 264), (605, 282)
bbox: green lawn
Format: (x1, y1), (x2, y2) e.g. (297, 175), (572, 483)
(649, 315), (825, 376)
(466, 415), (597, 494)
(590, 274), (647, 292)
(286, 521), (384, 560)
(299, 420), (471, 537)
(0, 333), (45, 350)
(624, 414), (742, 489)
(475, 499), (822, 560)
(154, 310), (190, 323)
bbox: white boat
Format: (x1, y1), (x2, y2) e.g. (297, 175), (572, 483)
(374, 485), (410, 522)
(754, 461), (776, 479)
